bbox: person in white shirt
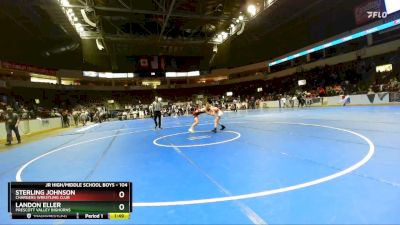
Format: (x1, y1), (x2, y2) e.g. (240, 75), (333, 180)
(152, 97), (163, 129)
(280, 97), (286, 108)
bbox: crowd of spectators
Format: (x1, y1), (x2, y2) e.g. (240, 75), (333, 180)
(1, 56), (399, 123)
(224, 58), (400, 103)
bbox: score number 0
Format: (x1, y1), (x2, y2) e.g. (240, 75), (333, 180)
(118, 191), (126, 211)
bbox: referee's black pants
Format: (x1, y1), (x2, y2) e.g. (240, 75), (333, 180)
(6, 124), (21, 144)
(154, 111), (161, 128)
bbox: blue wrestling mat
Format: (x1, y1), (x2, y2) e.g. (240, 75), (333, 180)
(1, 106), (399, 224)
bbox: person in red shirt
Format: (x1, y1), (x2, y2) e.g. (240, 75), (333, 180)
(318, 86), (326, 96)
(188, 105), (206, 133)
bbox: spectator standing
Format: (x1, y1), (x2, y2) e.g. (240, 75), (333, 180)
(4, 107), (21, 145)
(152, 97), (163, 129)
(62, 110), (70, 127)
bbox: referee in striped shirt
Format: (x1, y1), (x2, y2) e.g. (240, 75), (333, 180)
(152, 97), (163, 129)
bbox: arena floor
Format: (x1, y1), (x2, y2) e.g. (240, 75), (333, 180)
(1, 106), (400, 224)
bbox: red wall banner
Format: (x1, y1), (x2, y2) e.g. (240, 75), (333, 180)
(0, 61), (57, 75)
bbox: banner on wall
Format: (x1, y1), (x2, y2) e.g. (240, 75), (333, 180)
(137, 56), (167, 71)
(150, 56), (158, 70)
(139, 57), (149, 68)
(367, 94), (376, 103)
(0, 61), (57, 75)
(377, 92), (388, 100)
(354, 0), (385, 25)
(389, 92), (400, 102)
(310, 98), (321, 104)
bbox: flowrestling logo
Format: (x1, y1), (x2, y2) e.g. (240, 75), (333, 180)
(367, 11), (388, 18)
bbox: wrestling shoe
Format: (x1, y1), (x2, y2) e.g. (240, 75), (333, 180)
(188, 128), (194, 133)
(211, 128), (217, 133)
(220, 125), (226, 130)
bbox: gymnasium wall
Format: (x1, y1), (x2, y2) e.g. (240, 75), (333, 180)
(260, 92), (392, 108)
(0, 117), (63, 141)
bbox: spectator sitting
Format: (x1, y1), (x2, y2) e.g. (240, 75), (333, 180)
(318, 86), (326, 96)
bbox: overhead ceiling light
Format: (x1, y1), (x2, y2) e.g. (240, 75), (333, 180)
(57, 0), (97, 37)
(213, 45), (218, 53)
(60, 0), (70, 6)
(236, 19), (240, 23)
(75, 23), (84, 32)
(68, 14), (75, 21)
(81, 9), (97, 27)
(230, 24), (235, 28)
(247, 5), (257, 17)
(221, 31), (228, 39)
(238, 15), (244, 21)
(96, 38), (105, 50)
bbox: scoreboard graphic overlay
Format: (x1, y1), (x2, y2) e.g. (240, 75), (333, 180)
(8, 182), (132, 220)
